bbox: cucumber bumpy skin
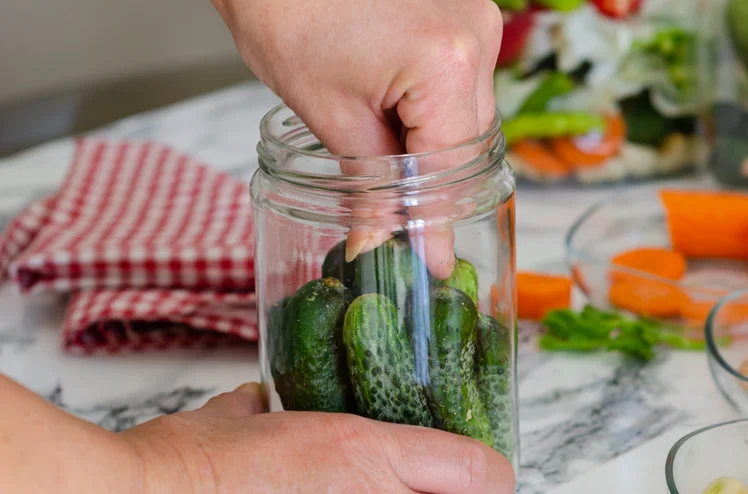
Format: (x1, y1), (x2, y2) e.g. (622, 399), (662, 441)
(475, 313), (515, 458)
(343, 293), (433, 426)
(274, 278), (355, 413)
(425, 286), (494, 447)
(354, 237), (421, 304)
(434, 257), (479, 307)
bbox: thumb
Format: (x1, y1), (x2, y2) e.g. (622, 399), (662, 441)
(199, 382), (266, 418)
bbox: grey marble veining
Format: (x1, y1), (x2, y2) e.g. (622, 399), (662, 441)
(44, 384), (216, 432)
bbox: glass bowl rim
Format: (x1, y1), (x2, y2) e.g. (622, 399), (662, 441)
(705, 289), (748, 385)
(259, 103), (505, 162)
(563, 188), (693, 289)
(665, 417), (748, 493)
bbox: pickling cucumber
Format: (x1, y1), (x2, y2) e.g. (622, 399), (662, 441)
(475, 313), (515, 458)
(274, 278), (354, 412)
(434, 257), (479, 307)
(343, 293), (433, 426)
(322, 240), (357, 289)
(425, 286), (494, 446)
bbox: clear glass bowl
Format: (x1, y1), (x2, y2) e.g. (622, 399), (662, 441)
(666, 418), (748, 493)
(565, 186), (748, 329)
(706, 290), (748, 414)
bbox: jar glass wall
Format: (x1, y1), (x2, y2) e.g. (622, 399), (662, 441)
(250, 104), (519, 467)
(698, 0), (748, 186)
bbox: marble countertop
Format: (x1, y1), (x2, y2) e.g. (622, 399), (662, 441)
(0, 82), (740, 493)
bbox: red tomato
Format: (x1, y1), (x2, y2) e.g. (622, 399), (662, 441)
(591, 0), (643, 18)
(497, 9), (535, 67)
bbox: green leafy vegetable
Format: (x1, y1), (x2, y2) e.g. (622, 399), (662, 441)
(518, 72), (577, 114)
(539, 305), (704, 361)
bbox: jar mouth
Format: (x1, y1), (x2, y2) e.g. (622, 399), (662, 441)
(259, 103), (504, 162)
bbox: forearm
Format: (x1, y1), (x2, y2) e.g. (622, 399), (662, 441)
(0, 374), (143, 494)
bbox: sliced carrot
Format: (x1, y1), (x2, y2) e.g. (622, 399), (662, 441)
(517, 272), (572, 321)
(680, 297), (748, 327)
(660, 190), (748, 261)
(609, 279), (688, 318)
(610, 247), (687, 283)
(549, 114), (626, 169)
(512, 139), (572, 178)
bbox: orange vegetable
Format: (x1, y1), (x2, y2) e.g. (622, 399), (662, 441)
(680, 296), (748, 327)
(517, 272), (572, 320)
(610, 247), (687, 282)
(512, 140), (572, 178)
(660, 190), (748, 261)
(609, 279), (688, 318)
(549, 114), (626, 168)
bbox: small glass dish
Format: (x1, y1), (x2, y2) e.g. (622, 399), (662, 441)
(706, 290), (748, 415)
(666, 418), (748, 493)
(565, 186), (748, 330)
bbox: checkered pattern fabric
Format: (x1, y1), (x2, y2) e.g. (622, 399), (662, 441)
(0, 138), (264, 354)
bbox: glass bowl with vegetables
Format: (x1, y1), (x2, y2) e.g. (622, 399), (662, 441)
(564, 187), (748, 341)
(494, 0), (704, 186)
(706, 290), (748, 415)
(698, 0), (748, 187)
(666, 419), (748, 494)
(251, 105), (519, 468)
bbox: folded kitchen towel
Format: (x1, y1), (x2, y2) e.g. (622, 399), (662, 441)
(0, 138), (263, 354)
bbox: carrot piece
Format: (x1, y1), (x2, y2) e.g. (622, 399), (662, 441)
(609, 279), (688, 318)
(517, 272), (572, 320)
(610, 247), (687, 282)
(680, 296), (748, 327)
(660, 190), (748, 260)
(512, 139), (572, 178)
(549, 114), (626, 168)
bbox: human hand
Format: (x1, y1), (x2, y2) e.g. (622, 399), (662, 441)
(123, 382), (515, 493)
(211, 0), (503, 279)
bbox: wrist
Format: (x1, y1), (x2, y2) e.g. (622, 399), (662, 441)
(121, 413), (217, 494)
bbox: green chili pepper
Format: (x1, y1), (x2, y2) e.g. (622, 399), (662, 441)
(491, 0), (528, 10)
(502, 112), (606, 146)
(518, 72), (576, 114)
(533, 0), (585, 12)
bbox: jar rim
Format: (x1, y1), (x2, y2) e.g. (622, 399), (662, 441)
(259, 103), (504, 161)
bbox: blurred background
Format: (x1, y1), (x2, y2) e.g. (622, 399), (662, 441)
(0, 0), (254, 157)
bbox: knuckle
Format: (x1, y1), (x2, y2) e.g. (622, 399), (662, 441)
(429, 30), (482, 74)
(205, 391), (254, 416)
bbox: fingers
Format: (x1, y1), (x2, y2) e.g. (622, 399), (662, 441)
(200, 382), (266, 418)
(383, 423), (515, 494)
(477, 0), (504, 133)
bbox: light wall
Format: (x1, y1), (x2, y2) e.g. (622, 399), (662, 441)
(0, 0), (241, 104)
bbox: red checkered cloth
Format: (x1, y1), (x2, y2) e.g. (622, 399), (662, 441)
(0, 138), (264, 354)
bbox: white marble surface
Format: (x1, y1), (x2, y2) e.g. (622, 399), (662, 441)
(0, 82), (741, 493)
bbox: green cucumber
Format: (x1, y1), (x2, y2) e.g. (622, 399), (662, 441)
(343, 293), (433, 426)
(434, 257), (479, 307)
(354, 237), (426, 308)
(275, 278), (354, 412)
(475, 313), (515, 458)
(267, 295), (294, 380)
(425, 287), (493, 446)
(322, 240), (357, 289)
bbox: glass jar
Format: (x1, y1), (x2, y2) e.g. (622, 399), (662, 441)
(698, 0), (748, 187)
(250, 104), (519, 467)
(495, 0), (703, 186)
